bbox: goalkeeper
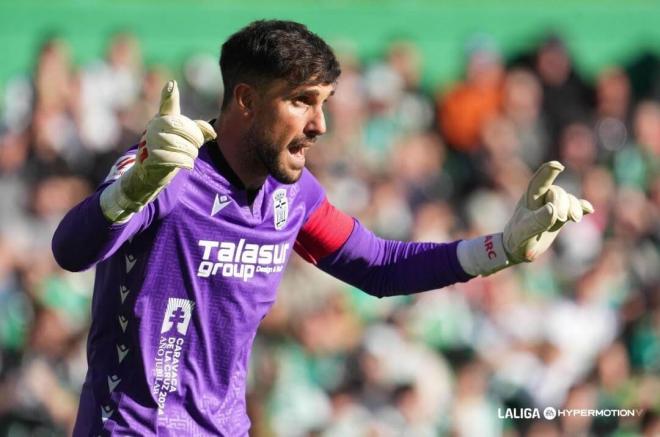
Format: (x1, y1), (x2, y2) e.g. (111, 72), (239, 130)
(52, 20), (592, 436)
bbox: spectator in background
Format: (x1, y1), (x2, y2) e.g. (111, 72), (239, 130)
(386, 40), (434, 136)
(361, 39), (435, 170)
(451, 360), (503, 437)
(534, 35), (594, 156)
(79, 31), (143, 155)
(86, 65), (171, 187)
(614, 100), (660, 192)
(180, 53), (224, 120)
(80, 31), (144, 185)
(438, 34), (504, 154)
(594, 67), (632, 159)
(501, 68), (548, 168)
(389, 132), (451, 208)
(24, 36), (80, 181)
(437, 34), (505, 198)
(557, 122), (598, 195)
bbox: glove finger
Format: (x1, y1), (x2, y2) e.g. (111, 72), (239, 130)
(545, 185), (569, 222)
(159, 80), (181, 116)
(531, 203), (556, 233)
(580, 199), (595, 215)
(195, 120), (217, 144)
(517, 203), (557, 243)
(147, 149), (195, 170)
(150, 117), (205, 146)
(526, 161), (564, 209)
(567, 194), (583, 222)
(527, 228), (560, 261)
(154, 132), (200, 159)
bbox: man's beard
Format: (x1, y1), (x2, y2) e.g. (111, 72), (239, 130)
(245, 125), (311, 184)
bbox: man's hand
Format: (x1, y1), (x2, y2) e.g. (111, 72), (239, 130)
(457, 161), (594, 276)
(100, 80), (217, 223)
(503, 161), (593, 263)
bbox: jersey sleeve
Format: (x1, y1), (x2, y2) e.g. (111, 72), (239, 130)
(51, 143), (187, 272)
(316, 220), (473, 297)
(294, 171), (473, 296)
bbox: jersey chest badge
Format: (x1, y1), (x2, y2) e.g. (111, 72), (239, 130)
(273, 189), (288, 230)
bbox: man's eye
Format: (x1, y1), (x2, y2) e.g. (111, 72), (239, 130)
(293, 96), (311, 106)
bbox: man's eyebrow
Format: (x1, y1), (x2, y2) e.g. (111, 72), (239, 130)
(289, 88), (335, 98)
(295, 89), (320, 97)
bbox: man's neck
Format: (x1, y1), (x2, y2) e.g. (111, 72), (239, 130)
(213, 114), (268, 191)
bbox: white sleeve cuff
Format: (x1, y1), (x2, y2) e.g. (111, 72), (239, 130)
(99, 180), (135, 224)
(457, 233), (511, 277)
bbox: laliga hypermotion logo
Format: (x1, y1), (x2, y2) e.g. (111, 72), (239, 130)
(497, 407), (645, 420)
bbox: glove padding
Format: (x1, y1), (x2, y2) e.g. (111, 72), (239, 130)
(101, 80), (217, 222)
(503, 161), (594, 263)
(456, 161), (594, 277)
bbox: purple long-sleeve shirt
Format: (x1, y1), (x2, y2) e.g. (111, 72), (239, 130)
(52, 143), (472, 436)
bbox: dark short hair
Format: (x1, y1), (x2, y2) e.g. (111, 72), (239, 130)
(219, 20), (341, 108)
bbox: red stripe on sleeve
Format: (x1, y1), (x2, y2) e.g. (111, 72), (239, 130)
(294, 198), (354, 264)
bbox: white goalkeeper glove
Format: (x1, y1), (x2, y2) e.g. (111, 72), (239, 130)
(100, 80), (216, 223)
(457, 161), (594, 276)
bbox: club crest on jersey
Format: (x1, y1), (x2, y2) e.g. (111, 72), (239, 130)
(273, 188), (288, 230)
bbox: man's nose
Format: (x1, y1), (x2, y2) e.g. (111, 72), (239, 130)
(304, 107), (326, 137)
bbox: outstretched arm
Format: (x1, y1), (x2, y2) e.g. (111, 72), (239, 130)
(294, 198), (473, 297)
(294, 161), (593, 297)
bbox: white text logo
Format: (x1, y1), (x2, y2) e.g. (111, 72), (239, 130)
(197, 239), (290, 281)
(498, 407), (644, 420)
(153, 297), (195, 416)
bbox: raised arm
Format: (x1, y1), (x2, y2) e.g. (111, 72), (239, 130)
(52, 80), (215, 272)
(51, 162), (186, 272)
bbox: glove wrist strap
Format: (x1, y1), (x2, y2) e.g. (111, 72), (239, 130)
(457, 233), (511, 277)
(100, 180), (136, 223)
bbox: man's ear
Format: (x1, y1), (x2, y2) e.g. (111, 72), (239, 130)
(234, 83), (256, 117)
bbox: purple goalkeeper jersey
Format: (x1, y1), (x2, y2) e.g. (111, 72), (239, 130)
(52, 142), (471, 436)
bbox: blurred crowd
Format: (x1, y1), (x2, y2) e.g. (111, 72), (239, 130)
(0, 29), (659, 436)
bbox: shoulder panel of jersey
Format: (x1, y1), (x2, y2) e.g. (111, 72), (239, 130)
(103, 143), (139, 185)
(100, 140), (189, 222)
